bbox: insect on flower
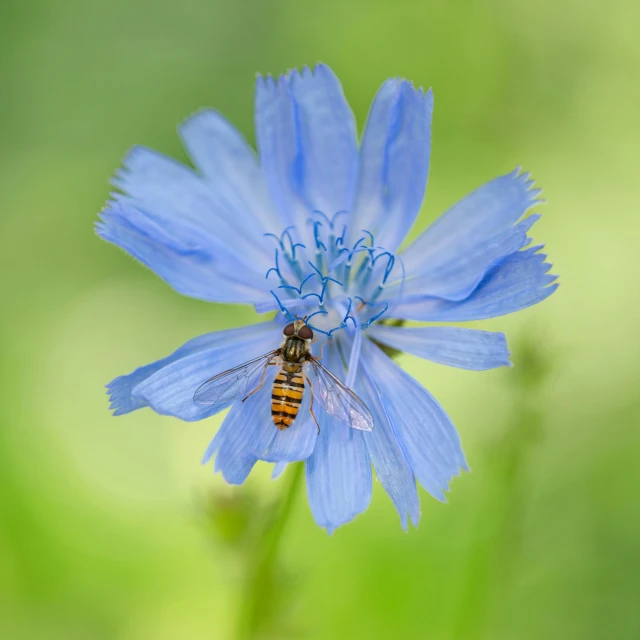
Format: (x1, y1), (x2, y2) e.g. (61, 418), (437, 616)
(98, 63), (558, 533)
(193, 318), (373, 433)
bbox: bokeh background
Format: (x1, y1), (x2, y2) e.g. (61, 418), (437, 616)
(2, 0), (639, 638)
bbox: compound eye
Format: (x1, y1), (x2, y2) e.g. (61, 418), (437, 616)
(283, 323), (295, 336)
(298, 324), (313, 340)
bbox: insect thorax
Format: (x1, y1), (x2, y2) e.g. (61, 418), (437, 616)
(281, 336), (309, 367)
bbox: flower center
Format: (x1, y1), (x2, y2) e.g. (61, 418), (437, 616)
(263, 211), (403, 337)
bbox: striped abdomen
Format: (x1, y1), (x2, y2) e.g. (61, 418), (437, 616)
(272, 368), (304, 430)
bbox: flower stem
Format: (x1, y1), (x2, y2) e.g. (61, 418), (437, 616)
(236, 461), (304, 640)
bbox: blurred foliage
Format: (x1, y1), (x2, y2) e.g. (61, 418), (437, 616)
(1, 0), (640, 638)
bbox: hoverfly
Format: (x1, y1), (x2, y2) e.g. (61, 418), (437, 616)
(193, 319), (374, 432)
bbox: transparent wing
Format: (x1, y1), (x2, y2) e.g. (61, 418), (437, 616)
(307, 356), (374, 431)
(193, 350), (279, 411)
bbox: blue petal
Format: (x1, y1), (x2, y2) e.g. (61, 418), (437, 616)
(179, 109), (284, 232)
(361, 339), (467, 502)
(233, 368), (318, 462)
(305, 416), (372, 534)
(391, 246), (558, 322)
(97, 201), (268, 304)
(260, 413), (318, 463)
(345, 324), (362, 390)
(204, 368), (318, 481)
(207, 403), (260, 484)
(398, 170), (542, 300)
(107, 321), (280, 421)
(348, 79), (433, 253)
(255, 64), (358, 225)
(305, 346), (372, 533)
(395, 215), (539, 301)
(272, 462), (288, 479)
(353, 349), (420, 529)
(109, 145), (272, 278)
(367, 325), (511, 370)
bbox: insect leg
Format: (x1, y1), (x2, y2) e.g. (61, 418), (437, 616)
(242, 360), (277, 403)
(316, 339), (330, 361)
(303, 372), (321, 434)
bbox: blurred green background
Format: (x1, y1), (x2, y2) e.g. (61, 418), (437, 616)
(2, 0), (639, 638)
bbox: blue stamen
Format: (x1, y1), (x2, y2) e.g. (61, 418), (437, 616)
(265, 248), (283, 280)
(354, 251), (372, 283)
(361, 302), (389, 329)
(281, 227), (305, 260)
(372, 251), (396, 283)
(306, 309), (328, 323)
(312, 221), (327, 252)
(277, 272), (317, 296)
(264, 232), (284, 250)
(368, 285), (384, 303)
(310, 209), (332, 226)
(278, 284), (303, 294)
(302, 291), (324, 303)
(305, 307), (332, 337)
(343, 297), (353, 322)
(308, 260), (323, 277)
(269, 290), (296, 321)
(352, 296), (390, 328)
(302, 277), (331, 305)
(331, 210), (349, 226)
(299, 272), (317, 291)
(362, 229), (375, 246)
(263, 221), (398, 339)
(349, 237), (366, 261)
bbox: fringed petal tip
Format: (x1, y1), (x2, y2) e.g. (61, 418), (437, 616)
(110, 145), (164, 192)
(104, 375), (145, 417)
(393, 243), (559, 322)
(397, 507), (421, 532)
(428, 464), (469, 504)
(257, 62), (338, 85)
(382, 77), (433, 99)
(510, 166), (546, 205)
(323, 501), (420, 534)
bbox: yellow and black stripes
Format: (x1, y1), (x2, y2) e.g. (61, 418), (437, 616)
(271, 368), (304, 430)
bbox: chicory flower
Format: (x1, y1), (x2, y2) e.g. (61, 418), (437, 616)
(98, 64), (557, 532)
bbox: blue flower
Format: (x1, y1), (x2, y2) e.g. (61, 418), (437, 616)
(98, 64), (557, 533)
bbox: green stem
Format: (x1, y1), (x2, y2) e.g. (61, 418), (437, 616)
(236, 461), (304, 640)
